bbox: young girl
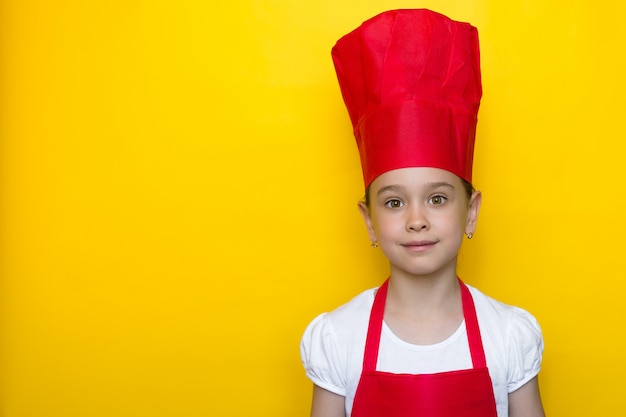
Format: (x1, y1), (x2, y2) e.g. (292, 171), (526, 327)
(300, 9), (545, 417)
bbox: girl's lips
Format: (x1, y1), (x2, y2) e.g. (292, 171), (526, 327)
(401, 240), (437, 252)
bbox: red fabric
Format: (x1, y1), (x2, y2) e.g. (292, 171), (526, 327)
(332, 9), (482, 187)
(351, 279), (498, 417)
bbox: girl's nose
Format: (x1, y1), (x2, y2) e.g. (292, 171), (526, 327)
(406, 205), (428, 232)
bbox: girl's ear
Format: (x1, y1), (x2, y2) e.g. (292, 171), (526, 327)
(357, 201), (378, 243)
(465, 191), (482, 235)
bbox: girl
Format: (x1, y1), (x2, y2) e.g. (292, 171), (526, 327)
(300, 9), (545, 417)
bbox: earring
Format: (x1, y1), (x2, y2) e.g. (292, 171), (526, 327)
(370, 242), (379, 248)
(466, 232), (473, 239)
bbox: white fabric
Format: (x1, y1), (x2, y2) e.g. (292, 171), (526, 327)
(300, 284), (543, 417)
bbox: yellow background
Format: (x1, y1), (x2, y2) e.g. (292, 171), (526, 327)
(1, 0), (625, 415)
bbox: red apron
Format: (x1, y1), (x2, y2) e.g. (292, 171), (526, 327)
(351, 279), (498, 417)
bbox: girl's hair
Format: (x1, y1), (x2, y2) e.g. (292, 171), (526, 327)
(363, 177), (475, 207)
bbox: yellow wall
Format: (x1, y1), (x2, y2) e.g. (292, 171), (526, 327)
(1, 0), (625, 415)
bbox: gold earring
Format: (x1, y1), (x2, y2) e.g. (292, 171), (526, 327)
(370, 242), (379, 248)
(467, 232), (473, 239)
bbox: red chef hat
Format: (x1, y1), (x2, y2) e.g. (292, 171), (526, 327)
(332, 9), (482, 188)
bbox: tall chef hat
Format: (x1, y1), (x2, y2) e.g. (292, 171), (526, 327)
(332, 9), (482, 188)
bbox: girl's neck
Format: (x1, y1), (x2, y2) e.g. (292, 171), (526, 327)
(384, 267), (463, 345)
(386, 265), (460, 313)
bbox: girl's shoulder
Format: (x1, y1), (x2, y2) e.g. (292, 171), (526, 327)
(465, 283), (542, 334)
(303, 286), (377, 340)
(466, 283), (544, 391)
(300, 287), (378, 395)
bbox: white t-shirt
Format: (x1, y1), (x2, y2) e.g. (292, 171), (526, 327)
(300, 284), (543, 417)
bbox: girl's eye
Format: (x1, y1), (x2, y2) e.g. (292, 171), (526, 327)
(384, 199), (404, 208)
(429, 195), (447, 205)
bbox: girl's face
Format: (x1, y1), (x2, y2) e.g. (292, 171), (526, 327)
(358, 167), (481, 280)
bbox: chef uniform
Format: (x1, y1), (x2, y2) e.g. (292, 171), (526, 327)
(315, 8), (498, 417)
(350, 279), (497, 417)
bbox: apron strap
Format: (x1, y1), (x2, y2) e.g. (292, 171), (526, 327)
(459, 279), (488, 369)
(361, 278), (488, 372)
(362, 279), (388, 371)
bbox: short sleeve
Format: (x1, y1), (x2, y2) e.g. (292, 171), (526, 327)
(300, 313), (347, 396)
(506, 307), (544, 393)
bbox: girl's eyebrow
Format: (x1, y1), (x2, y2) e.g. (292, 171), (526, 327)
(376, 184), (404, 196)
(425, 181), (456, 190)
